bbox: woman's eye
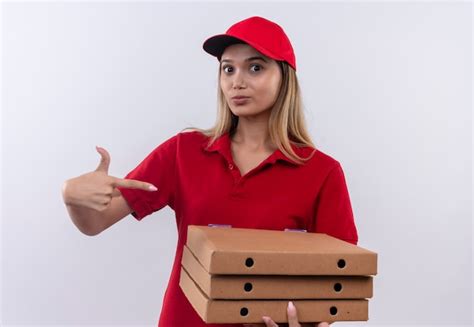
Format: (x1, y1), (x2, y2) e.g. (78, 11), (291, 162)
(223, 66), (232, 73)
(250, 64), (262, 72)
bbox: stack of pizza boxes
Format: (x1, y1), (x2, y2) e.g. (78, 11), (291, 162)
(179, 225), (378, 324)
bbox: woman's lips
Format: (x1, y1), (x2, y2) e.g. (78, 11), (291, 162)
(231, 97), (250, 105)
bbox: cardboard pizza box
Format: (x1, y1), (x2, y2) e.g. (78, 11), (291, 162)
(186, 225), (377, 276)
(179, 267), (369, 324)
(181, 245), (373, 299)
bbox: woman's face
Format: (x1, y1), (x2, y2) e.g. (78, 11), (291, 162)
(219, 43), (282, 119)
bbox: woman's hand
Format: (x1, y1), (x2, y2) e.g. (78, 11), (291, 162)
(243, 301), (332, 327)
(62, 146), (157, 211)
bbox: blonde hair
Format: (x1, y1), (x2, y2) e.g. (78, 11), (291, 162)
(182, 61), (316, 165)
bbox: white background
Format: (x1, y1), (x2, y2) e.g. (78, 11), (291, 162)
(1, 1), (472, 326)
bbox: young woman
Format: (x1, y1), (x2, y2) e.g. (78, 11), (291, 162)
(62, 16), (358, 327)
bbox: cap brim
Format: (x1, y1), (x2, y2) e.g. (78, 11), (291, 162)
(202, 34), (248, 60)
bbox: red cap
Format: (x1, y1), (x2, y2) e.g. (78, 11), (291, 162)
(203, 16), (297, 71)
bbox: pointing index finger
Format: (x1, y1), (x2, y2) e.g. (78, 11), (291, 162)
(112, 177), (158, 191)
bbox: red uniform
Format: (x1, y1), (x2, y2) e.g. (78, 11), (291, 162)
(117, 130), (359, 327)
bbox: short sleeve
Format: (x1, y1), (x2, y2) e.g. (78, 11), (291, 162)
(116, 134), (178, 221)
(311, 163), (359, 245)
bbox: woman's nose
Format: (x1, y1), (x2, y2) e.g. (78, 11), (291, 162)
(232, 71), (246, 89)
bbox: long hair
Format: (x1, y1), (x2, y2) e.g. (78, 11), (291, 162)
(182, 60), (316, 164)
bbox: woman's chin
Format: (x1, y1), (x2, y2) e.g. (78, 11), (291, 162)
(230, 106), (269, 118)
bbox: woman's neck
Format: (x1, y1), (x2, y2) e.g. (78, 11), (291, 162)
(231, 115), (276, 152)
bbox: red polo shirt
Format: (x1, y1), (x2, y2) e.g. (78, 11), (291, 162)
(117, 130), (358, 327)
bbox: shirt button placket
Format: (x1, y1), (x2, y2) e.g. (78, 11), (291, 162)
(228, 162), (242, 196)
